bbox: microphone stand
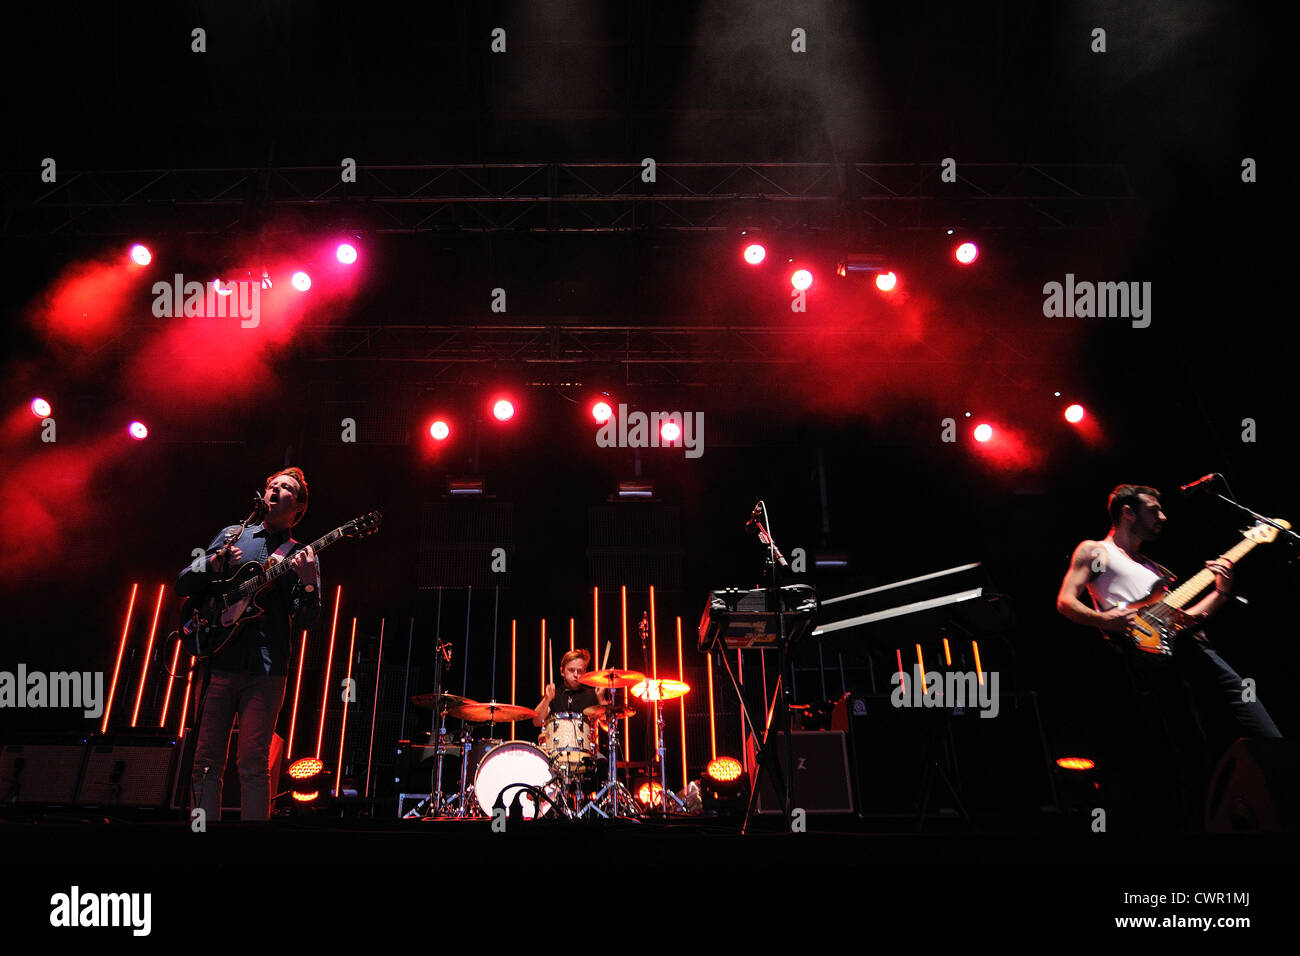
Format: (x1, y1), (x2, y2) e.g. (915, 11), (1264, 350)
(1202, 476), (1300, 555)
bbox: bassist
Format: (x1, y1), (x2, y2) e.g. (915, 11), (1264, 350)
(175, 467), (321, 821)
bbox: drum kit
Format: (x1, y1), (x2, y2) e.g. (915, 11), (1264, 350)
(410, 667), (690, 821)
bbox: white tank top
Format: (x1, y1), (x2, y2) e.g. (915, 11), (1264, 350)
(1085, 539), (1163, 610)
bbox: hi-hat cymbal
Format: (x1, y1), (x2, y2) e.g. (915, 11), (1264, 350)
(411, 692), (476, 710)
(630, 678), (690, 702)
(584, 702), (637, 722)
(579, 668), (646, 689)
(449, 701), (538, 723)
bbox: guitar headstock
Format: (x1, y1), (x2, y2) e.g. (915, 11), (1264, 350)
(345, 511), (383, 538)
(1243, 518), (1290, 544)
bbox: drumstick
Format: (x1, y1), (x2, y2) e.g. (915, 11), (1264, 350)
(601, 642), (612, 671)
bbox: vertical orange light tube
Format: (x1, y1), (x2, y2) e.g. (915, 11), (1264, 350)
(593, 586), (600, 666)
(177, 656), (197, 738)
(706, 648), (717, 760)
(943, 637), (953, 667)
(621, 586), (629, 764)
(159, 637), (183, 728)
(315, 585), (343, 759)
(131, 584), (166, 728)
(335, 618), (357, 796)
(972, 641), (985, 686)
(649, 585), (658, 679)
(540, 619), (547, 695)
(102, 582), (139, 734)
(676, 616), (687, 791)
(287, 630), (308, 760)
(895, 648), (906, 697)
(510, 619), (517, 741)
(569, 617), (575, 653)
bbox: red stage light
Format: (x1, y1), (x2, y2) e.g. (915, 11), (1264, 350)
(430, 420), (450, 440)
(705, 756), (744, 784)
(1056, 757), (1095, 771)
(128, 421), (148, 440)
(211, 278), (234, 297)
(637, 781), (664, 808)
(791, 269), (813, 291)
(291, 271), (312, 292)
(973, 423), (993, 443)
(660, 419), (681, 443)
(743, 243), (766, 265)
(1064, 403), (1086, 423)
(592, 401), (613, 424)
(876, 271), (898, 292)
(955, 242), (978, 264)
(336, 243), (358, 265)
(129, 244), (152, 266)
(30, 398), (51, 418)
(492, 399), (515, 422)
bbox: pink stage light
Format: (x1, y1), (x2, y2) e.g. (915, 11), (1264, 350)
(875, 271), (898, 292)
(743, 243), (766, 265)
(336, 243), (358, 265)
(493, 399), (515, 422)
(128, 421), (149, 440)
(430, 420), (450, 441)
(291, 271), (312, 292)
(973, 423), (993, 443)
(130, 244), (152, 266)
(1064, 404), (1086, 424)
(592, 401), (613, 424)
(660, 419), (681, 443)
(791, 269), (813, 291)
(955, 242), (978, 264)
(30, 398), (51, 418)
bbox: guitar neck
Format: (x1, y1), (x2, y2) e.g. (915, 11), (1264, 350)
(245, 527), (346, 594)
(1161, 537), (1257, 609)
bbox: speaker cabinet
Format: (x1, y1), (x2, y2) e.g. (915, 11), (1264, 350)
(77, 736), (179, 808)
(748, 730), (854, 814)
(0, 738), (87, 806)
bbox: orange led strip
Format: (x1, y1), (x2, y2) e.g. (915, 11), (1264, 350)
(540, 619), (547, 696)
(972, 641), (985, 686)
(943, 637), (952, 667)
(706, 647), (717, 760)
(177, 656), (197, 738)
(510, 619), (517, 741)
(593, 586), (600, 666)
(130, 584), (166, 728)
(677, 616), (688, 791)
(621, 586), (629, 764)
(158, 636), (183, 729)
(287, 630), (308, 760)
(569, 617), (575, 653)
(102, 582), (139, 734)
(335, 618), (358, 796)
(315, 585), (343, 759)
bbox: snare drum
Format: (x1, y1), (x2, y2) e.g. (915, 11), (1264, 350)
(473, 741), (554, 819)
(539, 712), (596, 771)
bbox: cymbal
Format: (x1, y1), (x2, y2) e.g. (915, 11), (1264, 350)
(449, 701), (538, 723)
(410, 692), (476, 710)
(630, 678), (691, 702)
(579, 668), (646, 689)
(584, 702), (637, 722)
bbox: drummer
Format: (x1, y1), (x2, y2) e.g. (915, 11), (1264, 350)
(533, 648), (609, 729)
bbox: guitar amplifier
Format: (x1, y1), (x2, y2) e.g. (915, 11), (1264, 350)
(77, 735), (179, 808)
(747, 730), (854, 814)
(0, 737), (88, 806)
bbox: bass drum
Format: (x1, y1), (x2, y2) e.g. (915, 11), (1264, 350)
(473, 741), (555, 819)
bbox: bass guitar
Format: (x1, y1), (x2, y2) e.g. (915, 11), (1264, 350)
(180, 511), (381, 659)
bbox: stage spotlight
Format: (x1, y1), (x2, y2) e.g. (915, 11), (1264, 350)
(492, 399), (515, 422)
(336, 243), (358, 265)
(660, 419), (681, 443)
(1064, 403), (1086, 424)
(1056, 757), (1096, 771)
(702, 756), (748, 812)
(636, 781), (664, 809)
(261, 271), (273, 290)
(291, 271), (312, 292)
(875, 271), (898, 292)
(743, 243), (766, 265)
(791, 269), (813, 291)
(211, 278), (234, 296)
(592, 401), (613, 424)
(705, 756), (744, 787)
(128, 421), (149, 440)
(129, 244), (152, 266)
(973, 423), (993, 443)
(285, 756), (327, 807)
(955, 242), (979, 264)
(30, 398), (51, 418)
(430, 420), (450, 441)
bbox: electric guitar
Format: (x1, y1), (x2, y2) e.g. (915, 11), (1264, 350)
(179, 511), (381, 659)
(1106, 517), (1289, 658)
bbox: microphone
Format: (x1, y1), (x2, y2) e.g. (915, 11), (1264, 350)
(1180, 473), (1220, 495)
(746, 501), (763, 528)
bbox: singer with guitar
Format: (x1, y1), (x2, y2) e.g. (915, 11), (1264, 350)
(1056, 483), (1282, 826)
(175, 467), (321, 822)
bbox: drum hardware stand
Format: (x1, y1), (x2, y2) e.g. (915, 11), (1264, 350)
(653, 699), (687, 816)
(580, 695), (641, 819)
